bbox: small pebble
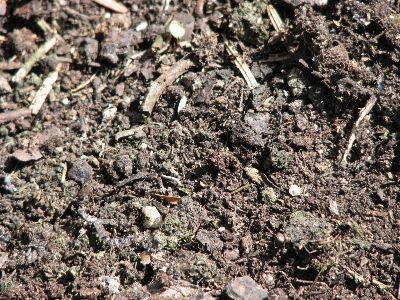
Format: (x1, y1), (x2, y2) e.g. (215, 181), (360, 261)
(140, 251), (151, 265)
(61, 98), (69, 105)
(142, 206), (163, 229)
(226, 276), (269, 300)
(67, 159), (93, 186)
(136, 20), (148, 31)
(288, 184), (302, 196)
(274, 232), (285, 248)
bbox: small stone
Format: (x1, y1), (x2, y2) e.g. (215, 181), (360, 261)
(140, 251), (151, 265)
(136, 20), (148, 31)
(274, 232), (285, 248)
(244, 112), (269, 135)
(225, 276), (269, 300)
(287, 68), (308, 97)
(142, 206), (163, 229)
(295, 114), (308, 132)
(288, 99), (304, 114)
(114, 154), (133, 177)
(263, 273), (275, 287)
(0, 73), (12, 94)
(67, 159), (93, 186)
(289, 184), (302, 196)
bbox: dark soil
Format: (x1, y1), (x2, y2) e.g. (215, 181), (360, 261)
(1, 0), (400, 299)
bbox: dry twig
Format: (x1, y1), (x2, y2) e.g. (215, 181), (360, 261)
(141, 56), (195, 116)
(29, 69), (59, 115)
(92, 0), (128, 13)
(222, 34), (259, 89)
(341, 95), (377, 165)
(0, 108), (31, 124)
(12, 35), (57, 84)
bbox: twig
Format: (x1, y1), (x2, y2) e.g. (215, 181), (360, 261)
(0, 108), (31, 124)
(115, 172), (155, 188)
(78, 207), (116, 240)
(29, 69), (59, 114)
(92, 0), (128, 13)
(141, 55), (195, 116)
(194, 0), (205, 16)
(12, 35), (57, 84)
(340, 95), (377, 165)
(111, 50), (146, 85)
(222, 34), (259, 89)
(0, 61), (22, 70)
(115, 125), (145, 141)
(70, 72), (98, 93)
(160, 174), (182, 185)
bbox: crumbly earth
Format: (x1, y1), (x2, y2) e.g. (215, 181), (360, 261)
(1, 0), (400, 299)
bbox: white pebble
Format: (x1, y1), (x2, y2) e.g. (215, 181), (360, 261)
(61, 98), (69, 105)
(142, 206), (163, 229)
(289, 185), (302, 196)
(136, 21), (148, 31)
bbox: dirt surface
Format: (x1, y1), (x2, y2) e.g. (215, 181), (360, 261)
(1, 0), (400, 299)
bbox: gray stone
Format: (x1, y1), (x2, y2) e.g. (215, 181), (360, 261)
(226, 276), (269, 300)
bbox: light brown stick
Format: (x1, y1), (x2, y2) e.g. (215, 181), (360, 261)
(341, 95), (378, 165)
(141, 57), (195, 116)
(0, 108), (31, 124)
(92, 0), (128, 13)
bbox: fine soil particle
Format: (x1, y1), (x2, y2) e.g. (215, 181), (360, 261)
(1, 0), (400, 299)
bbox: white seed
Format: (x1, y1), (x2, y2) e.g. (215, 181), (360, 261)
(142, 206), (163, 229)
(177, 96), (187, 113)
(136, 21), (148, 31)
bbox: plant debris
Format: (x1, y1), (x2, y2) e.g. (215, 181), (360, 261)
(1, 0), (400, 298)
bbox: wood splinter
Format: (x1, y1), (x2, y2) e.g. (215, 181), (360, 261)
(341, 95), (378, 166)
(141, 56), (195, 116)
(222, 34), (259, 89)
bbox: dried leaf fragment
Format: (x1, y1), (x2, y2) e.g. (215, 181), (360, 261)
(153, 193), (181, 205)
(12, 149), (42, 162)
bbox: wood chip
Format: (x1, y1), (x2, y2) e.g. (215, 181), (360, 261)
(12, 149), (43, 162)
(92, 0), (128, 14)
(29, 70), (59, 115)
(141, 56), (195, 116)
